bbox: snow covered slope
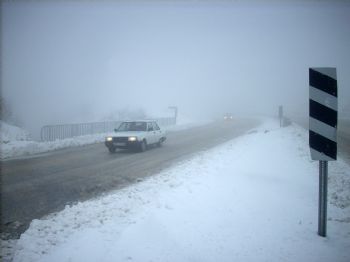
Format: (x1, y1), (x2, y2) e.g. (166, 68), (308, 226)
(2, 119), (349, 262)
(0, 121), (31, 143)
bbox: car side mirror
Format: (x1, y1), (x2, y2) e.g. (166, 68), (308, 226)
(114, 128), (118, 132)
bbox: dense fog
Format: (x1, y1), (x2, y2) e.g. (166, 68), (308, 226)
(2, 0), (350, 138)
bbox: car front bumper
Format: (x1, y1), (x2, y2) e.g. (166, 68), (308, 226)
(105, 140), (141, 150)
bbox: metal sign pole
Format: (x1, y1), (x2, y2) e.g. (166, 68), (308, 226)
(279, 105), (283, 127)
(318, 160), (328, 237)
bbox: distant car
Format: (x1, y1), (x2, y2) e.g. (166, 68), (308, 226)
(105, 120), (166, 153)
(223, 113), (233, 121)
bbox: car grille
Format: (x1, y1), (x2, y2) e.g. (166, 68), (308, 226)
(113, 137), (129, 143)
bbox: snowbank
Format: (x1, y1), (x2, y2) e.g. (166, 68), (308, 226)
(0, 132), (113, 160)
(2, 119), (350, 262)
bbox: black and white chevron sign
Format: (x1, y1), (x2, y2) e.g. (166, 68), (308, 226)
(309, 68), (337, 161)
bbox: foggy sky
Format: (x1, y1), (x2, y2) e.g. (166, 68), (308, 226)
(2, 0), (350, 137)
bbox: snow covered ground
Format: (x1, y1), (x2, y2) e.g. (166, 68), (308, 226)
(0, 118), (208, 160)
(0, 121), (31, 143)
(2, 119), (349, 262)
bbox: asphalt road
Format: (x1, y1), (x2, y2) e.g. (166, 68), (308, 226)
(1, 119), (259, 239)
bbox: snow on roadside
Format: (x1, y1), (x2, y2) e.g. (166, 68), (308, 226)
(0, 132), (112, 160)
(3, 119), (350, 262)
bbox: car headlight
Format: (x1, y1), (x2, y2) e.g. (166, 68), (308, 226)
(106, 137), (113, 142)
(128, 136), (137, 142)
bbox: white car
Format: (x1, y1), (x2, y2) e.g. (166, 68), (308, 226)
(223, 113), (233, 121)
(105, 120), (166, 153)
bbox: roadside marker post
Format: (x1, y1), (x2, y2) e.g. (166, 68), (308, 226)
(279, 105), (283, 127)
(309, 67), (337, 237)
(168, 106), (178, 125)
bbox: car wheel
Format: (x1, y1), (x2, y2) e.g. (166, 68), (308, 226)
(157, 139), (162, 147)
(140, 140), (147, 152)
(108, 146), (116, 153)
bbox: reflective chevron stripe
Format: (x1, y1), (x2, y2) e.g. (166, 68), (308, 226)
(309, 117), (336, 142)
(309, 68), (337, 161)
(309, 86), (337, 111)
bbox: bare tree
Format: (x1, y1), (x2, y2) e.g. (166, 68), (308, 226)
(0, 96), (12, 122)
(0, 97), (22, 126)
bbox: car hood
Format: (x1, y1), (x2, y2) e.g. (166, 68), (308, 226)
(111, 131), (146, 137)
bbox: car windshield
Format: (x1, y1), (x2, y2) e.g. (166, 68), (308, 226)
(117, 122), (147, 132)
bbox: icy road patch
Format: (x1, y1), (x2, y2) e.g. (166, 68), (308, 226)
(2, 119), (350, 262)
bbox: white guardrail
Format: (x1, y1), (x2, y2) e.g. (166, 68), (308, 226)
(40, 117), (176, 141)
